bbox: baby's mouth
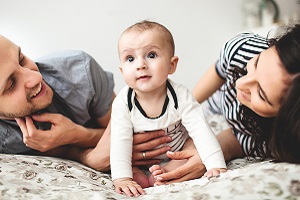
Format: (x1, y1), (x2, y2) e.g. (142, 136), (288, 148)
(138, 75), (151, 80)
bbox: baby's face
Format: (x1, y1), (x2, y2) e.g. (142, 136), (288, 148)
(118, 30), (177, 94)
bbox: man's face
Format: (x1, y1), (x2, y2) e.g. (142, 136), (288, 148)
(0, 35), (53, 119)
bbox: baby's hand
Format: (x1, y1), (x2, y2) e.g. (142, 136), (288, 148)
(204, 168), (227, 179)
(113, 178), (145, 197)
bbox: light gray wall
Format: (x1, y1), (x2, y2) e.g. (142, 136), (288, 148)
(0, 0), (298, 92)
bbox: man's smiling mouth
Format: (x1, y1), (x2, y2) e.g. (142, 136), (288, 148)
(31, 83), (42, 98)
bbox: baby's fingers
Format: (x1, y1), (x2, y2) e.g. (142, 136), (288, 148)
(117, 185), (145, 197)
(129, 184), (145, 197)
(204, 168), (227, 179)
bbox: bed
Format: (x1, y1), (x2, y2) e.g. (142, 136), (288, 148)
(0, 114), (299, 200)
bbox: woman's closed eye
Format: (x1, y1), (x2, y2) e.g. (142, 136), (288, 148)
(257, 85), (266, 101)
(253, 54), (271, 104)
(257, 79), (274, 106)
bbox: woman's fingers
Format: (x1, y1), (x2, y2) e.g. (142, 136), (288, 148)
(157, 162), (206, 184)
(153, 149), (205, 183)
(166, 149), (194, 160)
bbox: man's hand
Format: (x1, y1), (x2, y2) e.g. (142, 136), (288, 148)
(132, 130), (172, 166)
(15, 113), (81, 152)
(153, 149), (206, 185)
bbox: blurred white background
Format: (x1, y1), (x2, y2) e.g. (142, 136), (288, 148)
(0, 0), (299, 92)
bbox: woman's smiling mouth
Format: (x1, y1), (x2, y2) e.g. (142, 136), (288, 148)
(240, 90), (250, 102)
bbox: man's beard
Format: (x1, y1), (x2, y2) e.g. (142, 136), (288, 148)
(0, 103), (50, 118)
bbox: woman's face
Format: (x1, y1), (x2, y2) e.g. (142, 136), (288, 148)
(236, 46), (292, 117)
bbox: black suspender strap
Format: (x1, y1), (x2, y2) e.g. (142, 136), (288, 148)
(128, 88), (134, 111)
(127, 80), (178, 114)
(166, 80), (178, 109)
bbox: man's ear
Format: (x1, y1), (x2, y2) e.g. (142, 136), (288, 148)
(169, 56), (179, 75)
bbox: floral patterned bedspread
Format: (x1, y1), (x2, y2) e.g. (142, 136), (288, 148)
(0, 114), (299, 200)
(0, 155), (299, 200)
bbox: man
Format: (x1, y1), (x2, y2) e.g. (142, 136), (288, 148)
(0, 34), (173, 172)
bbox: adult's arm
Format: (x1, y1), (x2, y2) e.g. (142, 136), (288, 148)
(14, 89), (113, 169)
(192, 64), (225, 104)
(15, 113), (112, 171)
(69, 126), (172, 172)
(216, 128), (244, 161)
(15, 92), (115, 152)
(154, 128), (244, 183)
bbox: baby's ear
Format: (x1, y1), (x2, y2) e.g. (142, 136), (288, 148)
(119, 65), (123, 73)
(169, 56), (179, 74)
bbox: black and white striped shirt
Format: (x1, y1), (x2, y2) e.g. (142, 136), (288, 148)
(207, 32), (269, 155)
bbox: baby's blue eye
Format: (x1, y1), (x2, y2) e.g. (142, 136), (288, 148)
(148, 52), (157, 59)
(127, 56), (134, 62)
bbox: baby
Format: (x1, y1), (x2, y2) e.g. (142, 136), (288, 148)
(110, 20), (227, 197)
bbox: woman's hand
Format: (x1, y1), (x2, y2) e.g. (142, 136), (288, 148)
(132, 130), (172, 166)
(154, 149), (206, 185)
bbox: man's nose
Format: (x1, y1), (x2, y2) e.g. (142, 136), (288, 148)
(19, 68), (43, 88)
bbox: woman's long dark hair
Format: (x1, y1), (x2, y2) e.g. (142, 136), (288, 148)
(269, 23), (300, 163)
(271, 76), (300, 163)
(234, 23), (300, 162)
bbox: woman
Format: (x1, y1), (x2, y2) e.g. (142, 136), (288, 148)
(148, 22), (300, 184)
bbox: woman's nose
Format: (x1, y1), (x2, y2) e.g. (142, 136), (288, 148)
(236, 73), (255, 92)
